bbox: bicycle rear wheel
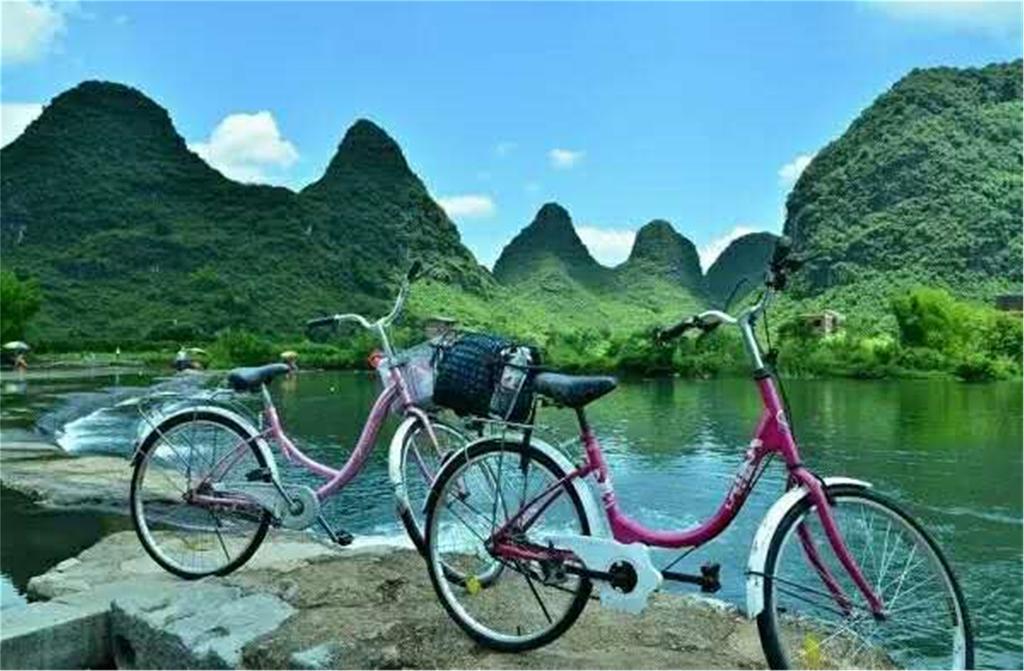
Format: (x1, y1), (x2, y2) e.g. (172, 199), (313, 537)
(424, 440), (592, 652)
(758, 484), (973, 669)
(130, 411), (271, 579)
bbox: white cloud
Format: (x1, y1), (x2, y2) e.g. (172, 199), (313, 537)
(1, 102), (43, 147)
(549, 148), (585, 169)
(190, 111), (299, 185)
(867, 1), (1021, 35)
(495, 141), (516, 157)
(698, 225), (757, 272)
(1, 0), (67, 65)
(577, 226), (636, 266)
(437, 194), (496, 219)
(778, 152), (814, 186)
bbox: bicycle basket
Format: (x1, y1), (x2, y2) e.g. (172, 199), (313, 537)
(433, 333), (539, 423)
(399, 340), (437, 408)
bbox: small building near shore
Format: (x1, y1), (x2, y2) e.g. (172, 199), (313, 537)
(995, 294), (1023, 312)
(800, 309), (845, 336)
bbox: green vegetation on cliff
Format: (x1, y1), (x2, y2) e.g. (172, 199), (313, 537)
(2, 61), (1021, 382)
(0, 82), (490, 347)
(784, 60), (1023, 313)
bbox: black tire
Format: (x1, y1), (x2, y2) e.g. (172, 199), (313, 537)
(757, 484), (974, 669)
(423, 439), (593, 652)
(130, 410), (272, 579)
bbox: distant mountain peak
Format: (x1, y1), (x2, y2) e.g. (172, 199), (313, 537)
(316, 118), (412, 185)
(628, 219), (680, 262)
(493, 202), (605, 285)
(525, 202), (577, 238)
(623, 219), (704, 295)
(18, 80), (183, 149)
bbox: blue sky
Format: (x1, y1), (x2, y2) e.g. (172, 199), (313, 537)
(2, 1), (1021, 269)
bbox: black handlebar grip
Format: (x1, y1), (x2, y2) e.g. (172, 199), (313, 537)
(407, 261), (423, 282)
(656, 316), (697, 343)
(305, 316), (337, 329)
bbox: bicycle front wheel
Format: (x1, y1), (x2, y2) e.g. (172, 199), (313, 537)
(758, 484), (973, 669)
(394, 416), (468, 552)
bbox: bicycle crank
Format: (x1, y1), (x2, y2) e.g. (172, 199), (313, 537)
(211, 481), (320, 530)
(544, 534), (662, 614)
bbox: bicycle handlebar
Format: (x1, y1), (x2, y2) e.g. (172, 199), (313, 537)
(306, 262), (420, 335)
(657, 236), (801, 345)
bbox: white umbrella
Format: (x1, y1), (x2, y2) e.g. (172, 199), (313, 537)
(2, 341), (30, 352)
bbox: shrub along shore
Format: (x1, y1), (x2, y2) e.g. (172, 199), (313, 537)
(18, 287), (1022, 383)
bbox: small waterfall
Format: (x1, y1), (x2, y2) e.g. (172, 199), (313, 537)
(43, 373), (210, 456)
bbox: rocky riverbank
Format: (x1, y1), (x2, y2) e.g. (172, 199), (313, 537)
(9, 530), (768, 669)
(0, 438), (770, 669)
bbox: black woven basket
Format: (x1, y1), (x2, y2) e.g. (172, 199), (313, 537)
(433, 333), (537, 422)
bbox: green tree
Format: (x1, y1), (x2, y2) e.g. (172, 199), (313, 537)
(0, 271), (42, 343)
(891, 287), (967, 352)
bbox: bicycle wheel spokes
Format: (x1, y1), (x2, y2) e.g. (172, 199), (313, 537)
(134, 420), (267, 576)
(768, 494), (968, 669)
(430, 449), (588, 647)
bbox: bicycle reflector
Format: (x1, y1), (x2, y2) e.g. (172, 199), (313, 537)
(367, 350), (384, 369)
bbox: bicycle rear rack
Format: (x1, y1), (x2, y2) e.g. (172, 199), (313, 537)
(134, 379), (261, 447)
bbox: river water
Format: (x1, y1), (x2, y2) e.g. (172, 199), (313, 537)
(0, 369), (1020, 668)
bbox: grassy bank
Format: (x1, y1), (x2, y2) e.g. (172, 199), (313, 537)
(16, 288), (1023, 383)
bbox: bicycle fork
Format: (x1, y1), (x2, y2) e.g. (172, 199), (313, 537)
(796, 470), (886, 619)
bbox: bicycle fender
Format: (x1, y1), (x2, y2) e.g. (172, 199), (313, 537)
(387, 413), (427, 516)
(745, 476), (871, 618)
(131, 404), (279, 481)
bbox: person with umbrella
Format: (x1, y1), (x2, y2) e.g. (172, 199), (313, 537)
(2, 341), (30, 372)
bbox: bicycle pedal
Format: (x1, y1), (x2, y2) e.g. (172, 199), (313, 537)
(333, 528), (354, 546)
(245, 467), (272, 482)
(700, 562), (721, 593)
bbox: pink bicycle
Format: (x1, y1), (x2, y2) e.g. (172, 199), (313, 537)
(129, 263), (468, 578)
(423, 240), (973, 669)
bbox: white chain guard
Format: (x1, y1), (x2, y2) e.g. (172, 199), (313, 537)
(212, 481), (320, 530)
(545, 534), (662, 614)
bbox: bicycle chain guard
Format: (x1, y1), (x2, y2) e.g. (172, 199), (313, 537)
(211, 481), (320, 530)
(545, 534), (663, 614)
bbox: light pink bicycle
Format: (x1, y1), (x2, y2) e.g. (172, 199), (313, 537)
(423, 240), (973, 669)
(129, 263), (469, 578)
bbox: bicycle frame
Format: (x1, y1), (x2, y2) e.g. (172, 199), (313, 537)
(200, 363), (435, 506)
(195, 272), (447, 509)
(491, 290), (887, 618)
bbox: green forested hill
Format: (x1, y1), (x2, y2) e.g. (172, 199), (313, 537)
(705, 232), (778, 307)
(492, 203), (612, 288)
(487, 206), (705, 335)
(2, 62), (1020, 382)
(0, 82), (490, 345)
(619, 219), (705, 297)
(784, 60), (1023, 314)
(301, 119), (490, 295)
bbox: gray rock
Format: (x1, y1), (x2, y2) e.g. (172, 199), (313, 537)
(0, 599), (109, 670)
(288, 642), (339, 670)
(110, 584), (295, 669)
